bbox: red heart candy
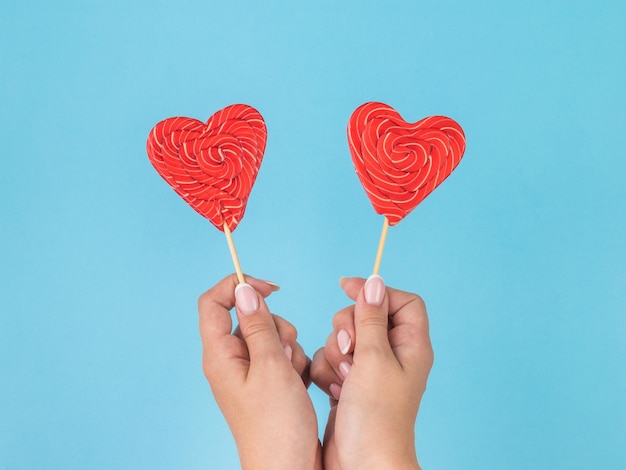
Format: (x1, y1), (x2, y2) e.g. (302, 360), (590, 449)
(147, 104), (266, 232)
(348, 102), (466, 225)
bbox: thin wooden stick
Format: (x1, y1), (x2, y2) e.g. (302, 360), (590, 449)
(372, 217), (389, 275)
(223, 222), (245, 284)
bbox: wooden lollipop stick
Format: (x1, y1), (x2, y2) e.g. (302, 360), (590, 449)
(223, 222), (245, 284)
(372, 217), (389, 275)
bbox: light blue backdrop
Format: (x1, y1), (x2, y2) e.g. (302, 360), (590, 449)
(1, 1), (624, 468)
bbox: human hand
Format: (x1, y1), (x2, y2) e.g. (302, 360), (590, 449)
(199, 274), (322, 470)
(310, 276), (434, 470)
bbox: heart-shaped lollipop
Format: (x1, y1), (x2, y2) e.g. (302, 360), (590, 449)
(348, 102), (466, 226)
(348, 101), (466, 274)
(147, 104), (266, 232)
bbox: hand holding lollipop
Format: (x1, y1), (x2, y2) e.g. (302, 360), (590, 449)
(306, 102), (465, 469)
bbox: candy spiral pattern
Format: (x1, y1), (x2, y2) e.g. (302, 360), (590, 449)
(147, 104), (266, 231)
(348, 102), (466, 225)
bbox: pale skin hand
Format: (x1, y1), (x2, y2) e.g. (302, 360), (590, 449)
(198, 274), (322, 470)
(310, 276), (434, 470)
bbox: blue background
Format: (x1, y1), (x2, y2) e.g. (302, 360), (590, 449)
(1, 1), (625, 468)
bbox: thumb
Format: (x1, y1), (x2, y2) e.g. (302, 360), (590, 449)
(235, 282), (285, 361)
(353, 275), (393, 356)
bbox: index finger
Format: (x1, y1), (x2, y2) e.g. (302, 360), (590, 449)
(386, 289), (433, 372)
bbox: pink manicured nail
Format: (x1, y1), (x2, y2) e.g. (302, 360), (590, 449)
(329, 383), (341, 400)
(283, 344), (293, 361)
(339, 361), (352, 379)
(260, 280), (281, 291)
(337, 329), (352, 355)
(364, 274), (385, 306)
(235, 283), (259, 315)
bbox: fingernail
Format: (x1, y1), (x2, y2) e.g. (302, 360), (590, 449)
(260, 280), (280, 292)
(337, 329), (352, 355)
(339, 361), (352, 379)
(364, 274), (385, 306)
(235, 283), (259, 315)
(329, 383), (341, 400)
(283, 344), (293, 361)
(339, 277), (348, 288)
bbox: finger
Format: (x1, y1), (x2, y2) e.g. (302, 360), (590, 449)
(261, 316), (310, 386)
(198, 274), (238, 350)
(234, 283), (285, 363)
(339, 276), (366, 301)
(198, 274), (242, 381)
(310, 347), (343, 400)
(387, 290), (434, 372)
(290, 342), (312, 387)
(388, 289), (429, 340)
(352, 275), (393, 358)
(332, 305), (356, 356)
(272, 314), (298, 348)
(323, 329), (353, 383)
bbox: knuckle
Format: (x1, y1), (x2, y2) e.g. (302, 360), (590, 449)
(324, 344), (343, 368)
(358, 310), (389, 330)
(291, 350), (304, 371)
(332, 306), (355, 329)
(197, 290), (211, 312)
(311, 346), (326, 365)
(272, 315), (298, 342)
(422, 339), (435, 367)
(407, 338), (435, 371)
(283, 322), (298, 341)
(242, 320), (275, 341)
(309, 348), (327, 382)
(406, 293), (427, 312)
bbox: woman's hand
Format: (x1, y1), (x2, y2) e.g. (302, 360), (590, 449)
(199, 274), (322, 470)
(311, 276), (434, 470)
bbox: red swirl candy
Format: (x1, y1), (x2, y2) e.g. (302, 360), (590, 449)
(348, 102), (466, 225)
(147, 104), (266, 231)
